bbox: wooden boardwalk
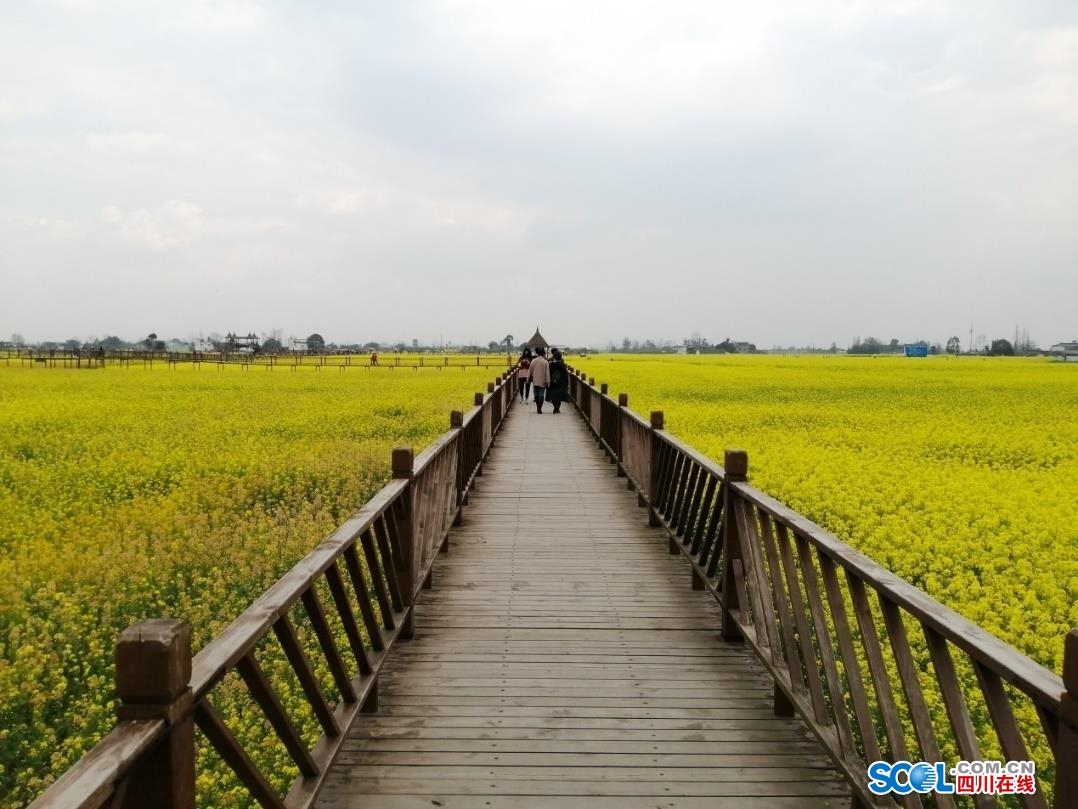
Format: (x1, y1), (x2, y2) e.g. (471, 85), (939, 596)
(317, 403), (849, 808)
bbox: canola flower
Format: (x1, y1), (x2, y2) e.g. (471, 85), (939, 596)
(574, 353), (1078, 795)
(0, 362), (504, 808)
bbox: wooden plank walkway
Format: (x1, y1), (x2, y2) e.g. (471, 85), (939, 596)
(317, 402), (849, 808)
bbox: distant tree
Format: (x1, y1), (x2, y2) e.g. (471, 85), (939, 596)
(946, 336), (962, 356)
(144, 332), (158, 350)
(307, 333), (325, 353)
(988, 338), (1015, 356)
(888, 338), (901, 353)
(262, 337), (283, 354)
(848, 337), (885, 355)
(621, 337), (632, 352)
(64, 338), (81, 351)
(94, 335), (126, 350)
(488, 341), (500, 351)
(503, 334), (514, 351)
(829, 342), (839, 354)
(394, 342), (406, 352)
(10, 333), (25, 346)
(412, 338), (419, 350)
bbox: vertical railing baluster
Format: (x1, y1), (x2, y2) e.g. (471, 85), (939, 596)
(343, 544), (384, 651)
(775, 523), (828, 725)
(972, 663), (1046, 809)
(391, 447), (416, 638)
(647, 411), (664, 527)
(720, 450), (748, 642)
(451, 410), (464, 528)
(796, 535), (858, 760)
(300, 587), (357, 703)
(324, 562), (373, 677)
(846, 575), (914, 800)
(819, 554), (882, 764)
(272, 615), (340, 738)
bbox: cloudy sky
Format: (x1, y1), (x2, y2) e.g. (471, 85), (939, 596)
(2, 1), (1076, 348)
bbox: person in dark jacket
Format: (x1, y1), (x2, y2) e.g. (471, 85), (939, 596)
(546, 348), (569, 414)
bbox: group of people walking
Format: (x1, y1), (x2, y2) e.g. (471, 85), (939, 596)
(516, 346), (569, 414)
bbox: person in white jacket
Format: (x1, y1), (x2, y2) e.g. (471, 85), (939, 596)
(527, 347), (550, 413)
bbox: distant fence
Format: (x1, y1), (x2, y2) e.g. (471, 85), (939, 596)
(28, 371), (516, 809)
(0, 349), (514, 371)
(568, 367), (1077, 809)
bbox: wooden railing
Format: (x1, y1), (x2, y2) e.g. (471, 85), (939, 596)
(1, 349), (515, 370)
(28, 372), (516, 809)
(568, 368), (1078, 809)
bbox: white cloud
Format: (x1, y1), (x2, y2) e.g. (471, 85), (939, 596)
(99, 201), (204, 251)
(85, 131), (170, 152)
(5, 215), (86, 240)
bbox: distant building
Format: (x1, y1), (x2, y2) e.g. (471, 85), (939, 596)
(288, 337), (309, 353)
(225, 332), (259, 352)
(526, 327), (549, 353)
(1048, 341), (1078, 362)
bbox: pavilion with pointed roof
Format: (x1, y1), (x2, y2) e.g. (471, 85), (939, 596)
(526, 327), (549, 352)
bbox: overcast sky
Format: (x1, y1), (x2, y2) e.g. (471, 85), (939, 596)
(2, 1), (1076, 348)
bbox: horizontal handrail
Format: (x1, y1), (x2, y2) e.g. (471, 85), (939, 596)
(28, 371), (517, 809)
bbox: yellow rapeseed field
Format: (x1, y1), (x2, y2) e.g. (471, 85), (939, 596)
(3, 354), (1075, 805)
(573, 353), (1078, 666)
(0, 361), (505, 808)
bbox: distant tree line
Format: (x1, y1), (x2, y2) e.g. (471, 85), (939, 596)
(3, 329), (1042, 357)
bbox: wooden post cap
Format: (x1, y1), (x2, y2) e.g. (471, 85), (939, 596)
(618, 393), (629, 406)
(487, 382), (495, 393)
(600, 383), (608, 394)
(392, 448), (414, 478)
(650, 411), (664, 429)
(1065, 628), (1078, 696)
(474, 392), (484, 406)
(724, 449), (749, 479)
(450, 410), (463, 428)
(588, 377), (595, 386)
(116, 619), (191, 703)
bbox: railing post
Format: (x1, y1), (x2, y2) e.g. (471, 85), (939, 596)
(647, 411), (664, 527)
(1058, 628), (1078, 807)
(721, 450), (748, 642)
(392, 448), (416, 639)
(617, 394), (629, 480)
(451, 410), (464, 530)
(474, 393), (484, 477)
(115, 619), (195, 809)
